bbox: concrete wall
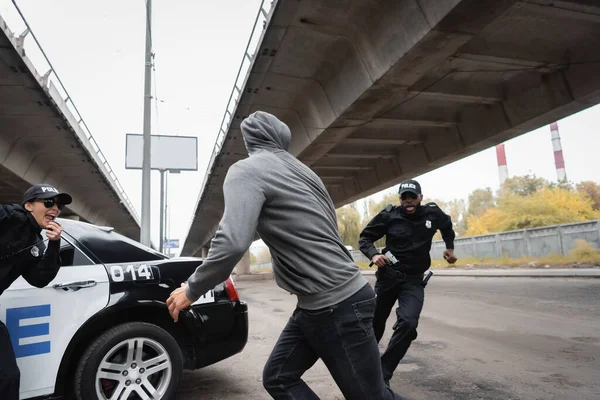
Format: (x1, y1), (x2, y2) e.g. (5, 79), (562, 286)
(250, 220), (600, 270)
(353, 220), (600, 261)
(430, 220), (600, 260)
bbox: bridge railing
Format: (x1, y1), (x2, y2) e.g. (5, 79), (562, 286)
(1, 0), (140, 224)
(186, 0), (279, 235)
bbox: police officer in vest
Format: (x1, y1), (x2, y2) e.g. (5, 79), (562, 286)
(0, 184), (71, 400)
(358, 179), (457, 386)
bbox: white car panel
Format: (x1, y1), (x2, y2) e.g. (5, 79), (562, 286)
(0, 264), (110, 399)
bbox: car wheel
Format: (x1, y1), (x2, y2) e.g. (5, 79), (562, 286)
(74, 322), (183, 400)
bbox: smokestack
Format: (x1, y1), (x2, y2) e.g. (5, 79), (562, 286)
(496, 143), (509, 185)
(550, 122), (567, 182)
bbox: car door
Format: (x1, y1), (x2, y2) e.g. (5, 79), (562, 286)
(0, 233), (110, 399)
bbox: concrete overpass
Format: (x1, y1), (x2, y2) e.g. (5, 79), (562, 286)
(182, 0), (600, 257)
(0, 10), (140, 238)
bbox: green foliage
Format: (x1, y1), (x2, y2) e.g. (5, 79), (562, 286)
(250, 247), (271, 264)
(576, 181), (600, 211)
(501, 174), (548, 197)
(467, 185), (600, 234)
(467, 188), (495, 217)
(366, 192), (400, 221)
(336, 203), (362, 248)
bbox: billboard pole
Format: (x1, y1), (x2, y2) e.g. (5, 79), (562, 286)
(141, 0), (153, 246)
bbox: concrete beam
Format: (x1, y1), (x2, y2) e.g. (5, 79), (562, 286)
(182, 0), (600, 255)
(344, 138), (424, 145)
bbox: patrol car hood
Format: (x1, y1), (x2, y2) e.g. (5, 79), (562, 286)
(240, 111), (291, 155)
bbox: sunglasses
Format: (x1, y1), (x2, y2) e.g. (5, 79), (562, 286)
(37, 198), (65, 210)
(400, 192), (418, 200)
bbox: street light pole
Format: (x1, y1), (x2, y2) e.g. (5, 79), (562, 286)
(159, 169), (166, 253)
(140, 0), (152, 246)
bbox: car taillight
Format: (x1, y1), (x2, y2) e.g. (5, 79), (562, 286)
(224, 276), (239, 302)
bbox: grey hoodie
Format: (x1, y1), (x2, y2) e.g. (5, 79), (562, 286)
(186, 111), (367, 310)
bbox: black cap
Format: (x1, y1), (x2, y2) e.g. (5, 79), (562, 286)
(398, 179), (422, 195)
(22, 184), (72, 206)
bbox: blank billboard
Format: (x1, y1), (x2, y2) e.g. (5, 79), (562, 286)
(125, 134), (198, 171)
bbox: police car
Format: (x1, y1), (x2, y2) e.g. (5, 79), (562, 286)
(0, 218), (248, 400)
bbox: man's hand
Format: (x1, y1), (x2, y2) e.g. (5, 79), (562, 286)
(443, 249), (457, 264)
(46, 221), (62, 241)
(371, 254), (389, 268)
(166, 283), (193, 323)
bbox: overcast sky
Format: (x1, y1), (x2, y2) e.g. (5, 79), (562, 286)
(1, 0), (598, 255)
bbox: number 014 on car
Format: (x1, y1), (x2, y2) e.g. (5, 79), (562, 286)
(108, 264), (156, 282)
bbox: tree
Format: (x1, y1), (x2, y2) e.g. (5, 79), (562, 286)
(336, 203), (362, 248)
(547, 179), (575, 192)
(501, 174), (548, 197)
(426, 198), (468, 238)
(445, 198), (468, 236)
(466, 207), (503, 236)
(576, 181), (600, 210)
(251, 247), (272, 264)
(466, 187), (600, 234)
(366, 192), (400, 222)
(467, 187), (495, 217)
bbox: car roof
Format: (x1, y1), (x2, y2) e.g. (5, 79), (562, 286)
(57, 218), (168, 264)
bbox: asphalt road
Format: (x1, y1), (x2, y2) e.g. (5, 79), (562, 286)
(177, 276), (600, 399)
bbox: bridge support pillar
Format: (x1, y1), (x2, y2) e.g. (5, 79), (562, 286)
(234, 250), (251, 275)
(201, 247), (209, 258)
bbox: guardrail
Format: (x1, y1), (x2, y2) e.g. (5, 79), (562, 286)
(186, 0), (278, 232)
(3, 0), (140, 224)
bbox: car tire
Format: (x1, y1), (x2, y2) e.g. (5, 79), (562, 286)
(74, 321), (183, 400)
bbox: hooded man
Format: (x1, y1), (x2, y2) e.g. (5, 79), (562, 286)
(1, 183), (71, 400)
(167, 111), (405, 399)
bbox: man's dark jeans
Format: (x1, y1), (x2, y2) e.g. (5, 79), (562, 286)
(373, 269), (425, 381)
(263, 283), (403, 399)
(0, 321), (20, 400)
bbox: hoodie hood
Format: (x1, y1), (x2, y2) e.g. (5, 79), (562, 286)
(240, 111), (291, 155)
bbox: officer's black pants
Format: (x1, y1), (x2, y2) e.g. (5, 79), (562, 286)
(0, 320), (20, 400)
(373, 273), (425, 381)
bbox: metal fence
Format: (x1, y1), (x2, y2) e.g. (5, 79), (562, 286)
(251, 220), (600, 269)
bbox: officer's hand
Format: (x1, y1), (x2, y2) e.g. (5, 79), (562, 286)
(371, 254), (389, 268)
(46, 221), (62, 241)
(443, 249), (457, 264)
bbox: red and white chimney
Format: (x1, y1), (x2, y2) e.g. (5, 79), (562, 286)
(496, 143), (509, 184)
(550, 122), (567, 182)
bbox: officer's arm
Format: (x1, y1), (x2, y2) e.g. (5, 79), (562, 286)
(438, 209), (456, 250)
(358, 212), (388, 260)
(22, 240), (62, 288)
